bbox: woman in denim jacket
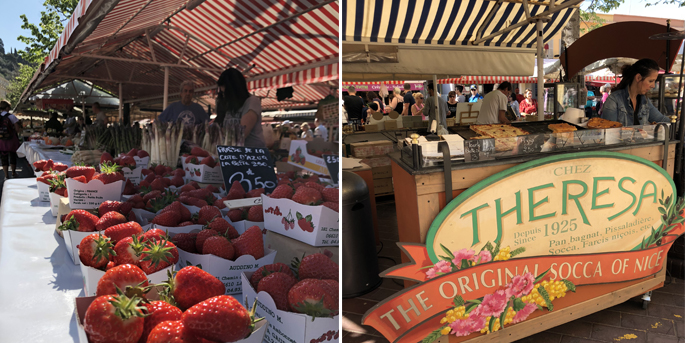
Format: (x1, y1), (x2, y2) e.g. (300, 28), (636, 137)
(601, 59), (669, 126)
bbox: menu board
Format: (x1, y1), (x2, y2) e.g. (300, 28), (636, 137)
(217, 145), (278, 193)
(463, 138), (495, 162)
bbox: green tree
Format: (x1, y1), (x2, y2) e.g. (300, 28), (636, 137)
(17, 0), (78, 64)
(6, 64), (37, 105)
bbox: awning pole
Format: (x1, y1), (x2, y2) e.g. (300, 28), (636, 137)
(163, 66), (169, 110)
(433, 74), (439, 129)
(536, 20), (545, 121)
(118, 83), (123, 123)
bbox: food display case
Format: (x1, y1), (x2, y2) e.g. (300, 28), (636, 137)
(647, 74), (684, 115)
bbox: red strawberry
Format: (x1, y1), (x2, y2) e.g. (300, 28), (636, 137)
(100, 152), (114, 164)
(173, 168), (185, 177)
(288, 279), (339, 317)
(143, 173), (156, 185)
(232, 226), (264, 259)
(139, 302), (183, 343)
(322, 188), (338, 203)
(143, 190), (162, 202)
(161, 177), (171, 187)
(106, 261), (116, 270)
(225, 181), (246, 200)
(79, 233), (115, 269)
(138, 179), (151, 188)
(33, 160), (47, 171)
(139, 240), (179, 274)
(142, 228), (168, 242)
(250, 263), (296, 289)
(226, 209), (244, 222)
(123, 179), (136, 195)
(207, 218), (239, 239)
(186, 188), (211, 199)
(213, 198), (227, 209)
(205, 185), (219, 193)
(199, 156), (216, 168)
(185, 156), (199, 164)
(43, 159), (54, 171)
(96, 263), (149, 296)
(292, 187), (322, 205)
(190, 147), (209, 157)
(170, 266), (225, 310)
(170, 175), (185, 187)
(180, 196), (207, 208)
(137, 150), (149, 158)
(322, 201), (338, 212)
(178, 221), (195, 227)
(179, 184), (195, 193)
(99, 200), (122, 216)
(66, 166), (96, 181)
(150, 178), (166, 192)
(304, 182), (324, 193)
(171, 232), (197, 253)
(94, 162), (125, 184)
(195, 229), (219, 252)
(120, 156), (136, 169)
(52, 162), (68, 172)
(59, 209), (99, 232)
(83, 293), (145, 343)
(161, 201), (191, 222)
(188, 181), (200, 189)
(258, 272), (298, 311)
(96, 211), (127, 231)
(296, 253), (339, 281)
(155, 164), (167, 176)
(127, 148), (139, 157)
(141, 168), (153, 176)
(72, 175), (87, 183)
(297, 217), (315, 232)
(269, 185), (294, 199)
(113, 236), (146, 266)
(119, 202), (133, 216)
(145, 320), (201, 343)
(104, 222), (144, 244)
(197, 206), (221, 225)
(182, 295), (253, 342)
(151, 211), (181, 227)
(54, 187), (67, 197)
(202, 236), (234, 260)
(128, 194), (144, 203)
(247, 205), (263, 222)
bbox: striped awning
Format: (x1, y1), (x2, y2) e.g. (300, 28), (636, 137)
(343, 0), (577, 48)
(21, 0), (339, 110)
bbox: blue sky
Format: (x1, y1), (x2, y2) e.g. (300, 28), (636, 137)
(1, 0), (684, 53)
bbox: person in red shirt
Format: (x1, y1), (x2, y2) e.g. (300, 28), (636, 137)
(514, 87), (525, 103)
(519, 89), (538, 115)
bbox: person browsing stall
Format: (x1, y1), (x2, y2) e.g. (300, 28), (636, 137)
(402, 83), (415, 116)
(424, 83), (449, 129)
(387, 87), (403, 114)
(0, 100), (21, 179)
(411, 92), (425, 119)
(475, 82), (512, 125)
(314, 118), (328, 141)
(468, 85), (483, 102)
(601, 58), (670, 127)
(158, 81), (210, 126)
(455, 86), (466, 103)
(343, 86), (364, 122)
(446, 91), (458, 118)
(214, 68), (266, 147)
(519, 89), (538, 115)
(92, 102), (108, 127)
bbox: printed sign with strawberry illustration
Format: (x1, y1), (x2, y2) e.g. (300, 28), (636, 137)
(296, 212), (315, 232)
(287, 140), (328, 175)
(262, 194), (339, 247)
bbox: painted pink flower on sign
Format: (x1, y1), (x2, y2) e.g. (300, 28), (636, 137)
(474, 290), (508, 318)
(505, 273), (535, 298)
(448, 315), (487, 337)
(426, 260), (452, 279)
(512, 303), (538, 324)
(452, 248), (476, 267)
(473, 250), (492, 263)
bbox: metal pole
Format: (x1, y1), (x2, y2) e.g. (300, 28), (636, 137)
(433, 75), (439, 131)
(537, 20), (545, 121)
(163, 66), (169, 110)
(118, 83), (123, 122)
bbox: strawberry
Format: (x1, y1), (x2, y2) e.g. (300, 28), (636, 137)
(304, 182), (324, 193)
(246, 188), (265, 198)
(225, 181), (246, 200)
(104, 222), (144, 244)
(106, 261), (116, 270)
(99, 200), (122, 216)
(173, 168), (185, 177)
(150, 178), (166, 192)
(185, 155), (199, 164)
(66, 165), (96, 181)
(128, 194), (144, 203)
(94, 162), (125, 184)
(141, 168), (153, 176)
(258, 272), (298, 311)
(171, 232), (198, 253)
(151, 211), (181, 227)
(142, 228), (168, 242)
(127, 148), (139, 157)
(269, 185), (294, 199)
(79, 233), (115, 269)
(120, 202), (133, 216)
(247, 205), (263, 222)
(54, 187), (67, 197)
(43, 159), (54, 171)
(186, 188), (212, 199)
(154, 164), (167, 176)
(138, 179), (151, 188)
(202, 236), (235, 260)
(180, 196), (207, 208)
(161, 177), (171, 187)
(59, 209), (99, 232)
(95, 263), (149, 296)
(188, 181), (200, 189)
(83, 292), (145, 343)
(190, 147), (209, 157)
(207, 217), (239, 239)
(139, 240), (179, 274)
(178, 221), (195, 226)
(137, 150), (149, 158)
(213, 198), (227, 209)
(143, 173), (156, 185)
(227, 209), (244, 222)
(181, 295), (253, 342)
(195, 229), (219, 252)
(250, 263), (296, 289)
(296, 253), (339, 281)
(72, 175), (87, 183)
(52, 162), (68, 172)
(139, 302), (183, 343)
(160, 201), (192, 222)
(96, 211), (127, 231)
(123, 179), (137, 195)
(288, 279), (339, 317)
(128, 211), (137, 222)
(205, 185), (219, 193)
(199, 156), (216, 168)
(170, 175), (185, 187)
(292, 187), (322, 205)
(322, 201), (338, 212)
(36, 173), (55, 185)
(197, 206), (221, 225)
(179, 184), (195, 193)
(143, 190), (162, 202)
(113, 236), (146, 266)
(100, 152), (114, 164)
(120, 156), (136, 169)
(33, 160), (47, 171)
(168, 266), (225, 310)
(297, 216), (315, 232)
(145, 320), (201, 343)
(322, 187), (338, 203)
(232, 226), (264, 259)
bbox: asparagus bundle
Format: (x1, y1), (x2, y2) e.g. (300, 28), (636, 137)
(85, 123), (142, 155)
(141, 121), (184, 167)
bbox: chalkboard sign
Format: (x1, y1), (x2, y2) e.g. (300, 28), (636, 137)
(464, 138), (495, 162)
(217, 145), (278, 193)
(517, 134), (547, 154)
(322, 154), (339, 184)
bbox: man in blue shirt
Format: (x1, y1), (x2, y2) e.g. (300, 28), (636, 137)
(468, 85), (483, 102)
(158, 81), (209, 125)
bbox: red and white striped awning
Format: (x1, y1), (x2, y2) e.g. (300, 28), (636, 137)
(22, 0), (339, 110)
(438, 75), (619, 84)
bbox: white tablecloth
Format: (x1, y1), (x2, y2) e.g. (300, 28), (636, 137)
(17, 142), (73, 169)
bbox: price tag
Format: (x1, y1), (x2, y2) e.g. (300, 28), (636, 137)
(217, 146), (278, 193)
(464, 139), (495, 162)
(323, 154), (339, 184)
(517, 134), (546, 154)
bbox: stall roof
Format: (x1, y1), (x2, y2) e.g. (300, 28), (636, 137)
(20, 0), (339, 110)
(30, 79), (120, 107)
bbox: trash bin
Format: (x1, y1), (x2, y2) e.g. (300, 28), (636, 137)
(342, 171), (381, 298)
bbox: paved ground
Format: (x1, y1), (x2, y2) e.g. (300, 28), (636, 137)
(342, 196), (685, 343)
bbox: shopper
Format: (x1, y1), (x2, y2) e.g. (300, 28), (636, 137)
(314, 118), (328, 141)
(343, 86), (364, 122)
(519, 89), (538, 115)
(514, 87), (525, 103)
(411, 92), (425, 119)
(468, 85), (483, 102)
(424, 83), (449, 128)
(45, 112), (63, 134)
(447, 91), (458, 118)
(0, 100), (21, 179)
(455, 86), (466, 103)
(301, 123), (315, 141)
(509, 93), (521, 118)
(402, 83), (415, 116)
(387, 87), (403, 114)
(366, 92), (384, 114)
(215, 68), (266, 147)
(601, 58), (670, 126)
(92, 102), (108, 127)
(159, 81), (210, 126)
(476, 81), (512, 125)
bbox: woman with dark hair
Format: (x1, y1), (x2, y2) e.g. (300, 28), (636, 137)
(601, 59), (670, 126)
(215, 68), (265, 147)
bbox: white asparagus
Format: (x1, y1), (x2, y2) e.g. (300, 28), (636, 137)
(175, 125), (184, 167)
(165, 123), (172, 166)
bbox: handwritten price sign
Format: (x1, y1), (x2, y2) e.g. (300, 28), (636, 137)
(323, 154), (339, 184)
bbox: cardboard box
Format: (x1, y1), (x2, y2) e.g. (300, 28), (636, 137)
(55, 198), (103, 265)
(350, 141), (394, 158)
(261, 194), (339, 247)
(37, 179), (50, 202)
(242, 273), (339, 343)
(372, 165), (392, 179)
(183, 163), (223, 184)
(79, 262), (172, 297)
(364, 124), (380, 132)
(447, 118), (457, 127)
(133, 156), (150, 169)
(49, 192), (66, 217)
(264, 231), (339, 266)
(66, 179), (124, 210)
(287, 140), (329, 175)
(384, 120), (398, 130)
(374, 177), (394, 194)
(74, 296), (267, 343)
